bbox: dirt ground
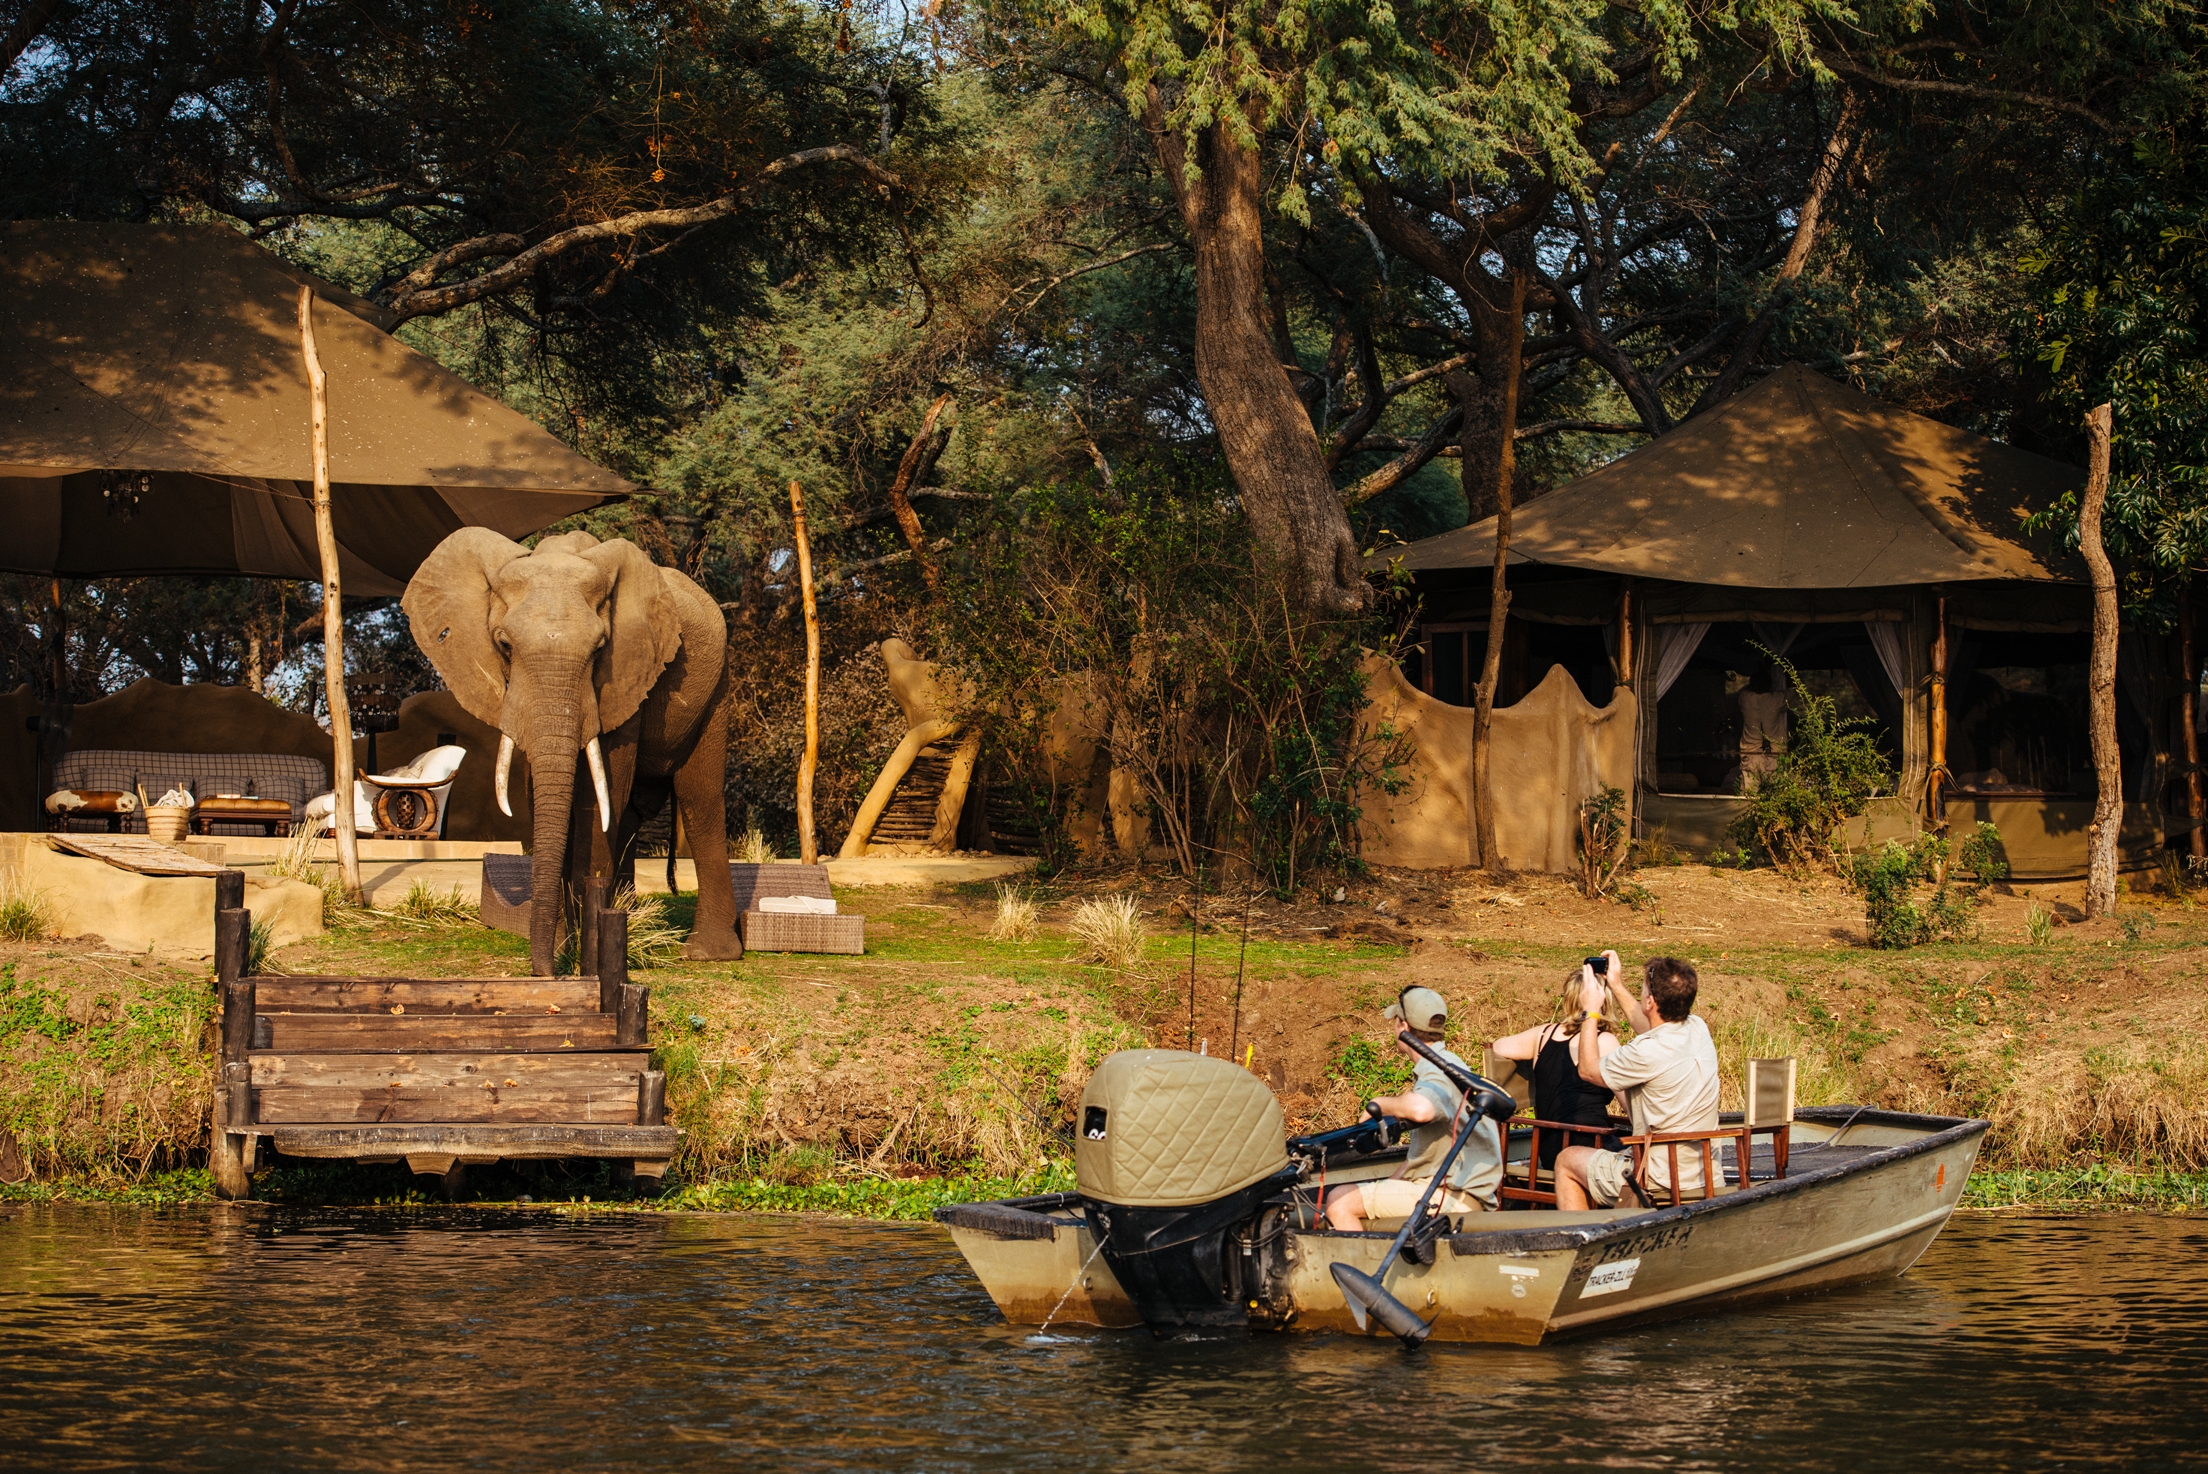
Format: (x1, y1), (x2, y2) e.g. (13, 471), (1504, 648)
(8, 855), (2206, 1188)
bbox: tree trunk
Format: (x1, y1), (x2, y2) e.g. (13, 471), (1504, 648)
(886, 394), (950, 591)
(1470, 267), (1529, 872)
(1691, 87), (1862, 418)
(2081, 402), (2121, 917)
(297, 286), (361, 904)
(2183, 597), (2205, 861)
(1143, 91), (1368, 613)
(790, 480), (822, 865)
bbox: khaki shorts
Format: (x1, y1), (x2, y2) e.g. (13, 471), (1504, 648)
(1348, 1176), (1490, 1219)
(1583, 1149), (1637, 1208)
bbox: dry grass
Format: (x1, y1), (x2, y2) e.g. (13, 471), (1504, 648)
(382, 879), (477, 926)
(1707, 1013), (1859, 1111)
(610, 885), (686, 969)
(987, 883), (1040, 943)
(736, 827), (776, 865)
(1069, 893), (1147, 975)
(0, 879), (55, 943)
(268, 825), (357, 924)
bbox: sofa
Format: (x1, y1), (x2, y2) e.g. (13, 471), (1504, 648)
(48, 750), (329, 836)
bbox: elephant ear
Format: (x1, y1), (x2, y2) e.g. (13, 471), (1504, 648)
(582, 538), (681, 732)
(403, 528), (527, 729)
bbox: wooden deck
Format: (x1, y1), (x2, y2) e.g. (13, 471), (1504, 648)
(208, 873), (677, 1198)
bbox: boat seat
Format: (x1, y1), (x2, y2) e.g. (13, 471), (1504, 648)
(1498, 1116), (1630, 1208)
(1625, 1125), (1755, 1206)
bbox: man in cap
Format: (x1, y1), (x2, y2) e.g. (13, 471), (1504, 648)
(1322, 985), (1504, 1231)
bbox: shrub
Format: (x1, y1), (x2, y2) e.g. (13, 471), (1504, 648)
(988, 883), (1040, 943)
(1069, 893), (1146, 975)
(1326, 1038), (1413, 1098)
(1731, 653), (1894, 871)
(0, 880), (54, 942)
(1850, 823), (2007, 948)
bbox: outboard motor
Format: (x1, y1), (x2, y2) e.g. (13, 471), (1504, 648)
(1076, 1050), (1302, 1332)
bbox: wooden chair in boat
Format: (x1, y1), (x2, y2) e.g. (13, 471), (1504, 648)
(1487, 1047), (1639, 1209)
(1745, 1056), (1796, 1179)
(1624, 1125), (1755, 1206)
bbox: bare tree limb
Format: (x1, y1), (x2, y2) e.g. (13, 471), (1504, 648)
(1816, 49), (2117, 132)
(1342, 405), (1465, 505)
(885, 393), (953, 591)
(381, 145), (905, 321)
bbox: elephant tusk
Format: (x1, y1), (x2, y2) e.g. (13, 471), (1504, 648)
(494, 734), (515, 817)
(585, 736), (611, 834)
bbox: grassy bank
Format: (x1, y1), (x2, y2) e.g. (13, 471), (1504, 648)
(6, 864), (2208, 1214)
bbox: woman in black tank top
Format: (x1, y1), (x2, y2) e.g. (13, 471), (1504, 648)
(1492, 975), (1625, 1170)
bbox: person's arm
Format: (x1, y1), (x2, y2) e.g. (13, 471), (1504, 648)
(1575, 966), (1610, 1087)
(1490, 1025), (1548, 1062)
(1602, 949), (1653, 1033)
(1368, 1086), (1440, 1123)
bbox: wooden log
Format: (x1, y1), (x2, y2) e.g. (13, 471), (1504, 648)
(579, 877), (607, 978)
(221, 979), (256, 1062)
(270, 1122), (679, 1160)
(597, 908), (628, 1016)
(249, 1051), (645, 1088)
(225, 1059), (253, 1133)
(249, 978), (598, 1014)
(638, 1069), (666, 1127)
(215, 869), (245, 914)
(2082, 402), (2121, 916)
(253, 1083), (645, 1124)
(255, 1013), (621, 1053)
(214, 907), (250, 986)
(617, 983), (648, 1048)
(791, 480), (821, 865)
(209, 1095), (252, 1200)
(298, 285), (362, 906)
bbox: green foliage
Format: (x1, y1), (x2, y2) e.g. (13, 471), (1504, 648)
(245, 919), (275, 979)
(1326, 1038), (1413, 1099)
(941, 479), (1406, 892)
(1577, 785), (1645, 904)
(1730, 653), (1895, 871)
(2024, 127), (2208, 585)
(1849, 823), (2009, 949)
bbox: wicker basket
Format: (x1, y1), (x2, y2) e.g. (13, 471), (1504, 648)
(741, 910), (865, 955)
(144, 805), (191, 844)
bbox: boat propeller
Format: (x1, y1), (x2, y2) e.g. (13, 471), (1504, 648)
(1331, 1032), (1519, 1349)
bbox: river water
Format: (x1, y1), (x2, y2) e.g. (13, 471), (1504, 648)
(0, 1204), (2201, 1471)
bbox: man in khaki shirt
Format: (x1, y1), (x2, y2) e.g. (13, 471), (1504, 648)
(1555, 951), (1722, 1209)
(1322, 986), (1504, 1230)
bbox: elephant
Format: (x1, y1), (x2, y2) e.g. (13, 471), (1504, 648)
(403, 527), (743, 974)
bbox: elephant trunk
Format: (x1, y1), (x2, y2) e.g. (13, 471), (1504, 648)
(506, 653), (599, 977)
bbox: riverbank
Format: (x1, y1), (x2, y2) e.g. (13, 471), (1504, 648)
(4, 861), (2207, 1211)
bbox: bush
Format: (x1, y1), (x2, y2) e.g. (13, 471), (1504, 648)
(1069, 893), (1146, 975)
(987, 883), (1040, 943)
(1850, 822), (2008, 948)
(1731, 653), (1894, 871)
(0, 881), (54, 943)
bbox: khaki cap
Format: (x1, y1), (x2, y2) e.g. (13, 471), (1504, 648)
(1384, 986), (1448, 1033)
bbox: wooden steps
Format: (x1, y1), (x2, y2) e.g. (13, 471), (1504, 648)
(870, 745), (955, 844)
(207, 873), (677, 1199)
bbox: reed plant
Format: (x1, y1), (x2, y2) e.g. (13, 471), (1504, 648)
(987, 882), (1040, 943)
(1069, 893), (1147, 976)
(0, 879), (54, 943)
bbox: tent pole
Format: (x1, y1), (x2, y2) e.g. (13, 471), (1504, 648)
(1928, 594), (1948, 836)
(298, 286), (362, 904)
(790, 480), (821, 866)
(2183, 597), (2205, 861)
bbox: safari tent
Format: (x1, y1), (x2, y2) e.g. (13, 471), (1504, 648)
(0, 220), (632, 597)
(1372, 363), (2184, 879)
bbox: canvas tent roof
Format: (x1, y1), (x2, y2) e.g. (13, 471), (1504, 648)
(1382, 364), (2083, 589)
(0, 221), (633, 597)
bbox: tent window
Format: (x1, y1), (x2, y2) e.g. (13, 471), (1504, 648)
(1944, 631), (2147, 799)
(1653, 622), (1900, 795)
(1414, 622), (1479, 706)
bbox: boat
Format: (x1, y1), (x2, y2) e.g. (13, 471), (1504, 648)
(934, 1047), (1989, 1345)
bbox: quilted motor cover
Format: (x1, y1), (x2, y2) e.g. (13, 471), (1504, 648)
(1075, 1050), (1287, 1207)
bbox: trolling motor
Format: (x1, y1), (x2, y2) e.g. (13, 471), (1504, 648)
(1328, 1032), (1520, 1348)
(1287, 1112), (1409, 1168)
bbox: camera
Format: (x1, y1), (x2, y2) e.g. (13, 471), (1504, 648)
(1584, 954), (1609, 976)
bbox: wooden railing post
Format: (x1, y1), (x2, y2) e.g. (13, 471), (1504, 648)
(638, 1069), (666, 1126)
(597, 908), (628, 1016)
(221, 978), (256, 1062)
(215, 908), (250, 986)
(579, 877), (607, 978)
(617, 983), (648, 1048)
(215, 869), (244, 914)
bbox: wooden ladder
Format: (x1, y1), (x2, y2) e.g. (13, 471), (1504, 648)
(208, 873), (677, 1200)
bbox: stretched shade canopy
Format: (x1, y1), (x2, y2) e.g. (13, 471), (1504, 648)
(0, 221), (632, 596)
(1382, 364), (2082, 589)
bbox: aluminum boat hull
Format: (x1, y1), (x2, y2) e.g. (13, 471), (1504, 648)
(935, 1106), (1988, 1344)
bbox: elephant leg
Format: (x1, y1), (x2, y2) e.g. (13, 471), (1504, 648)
(564, 729), (640, 970)
(674, 687), (743, 961)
